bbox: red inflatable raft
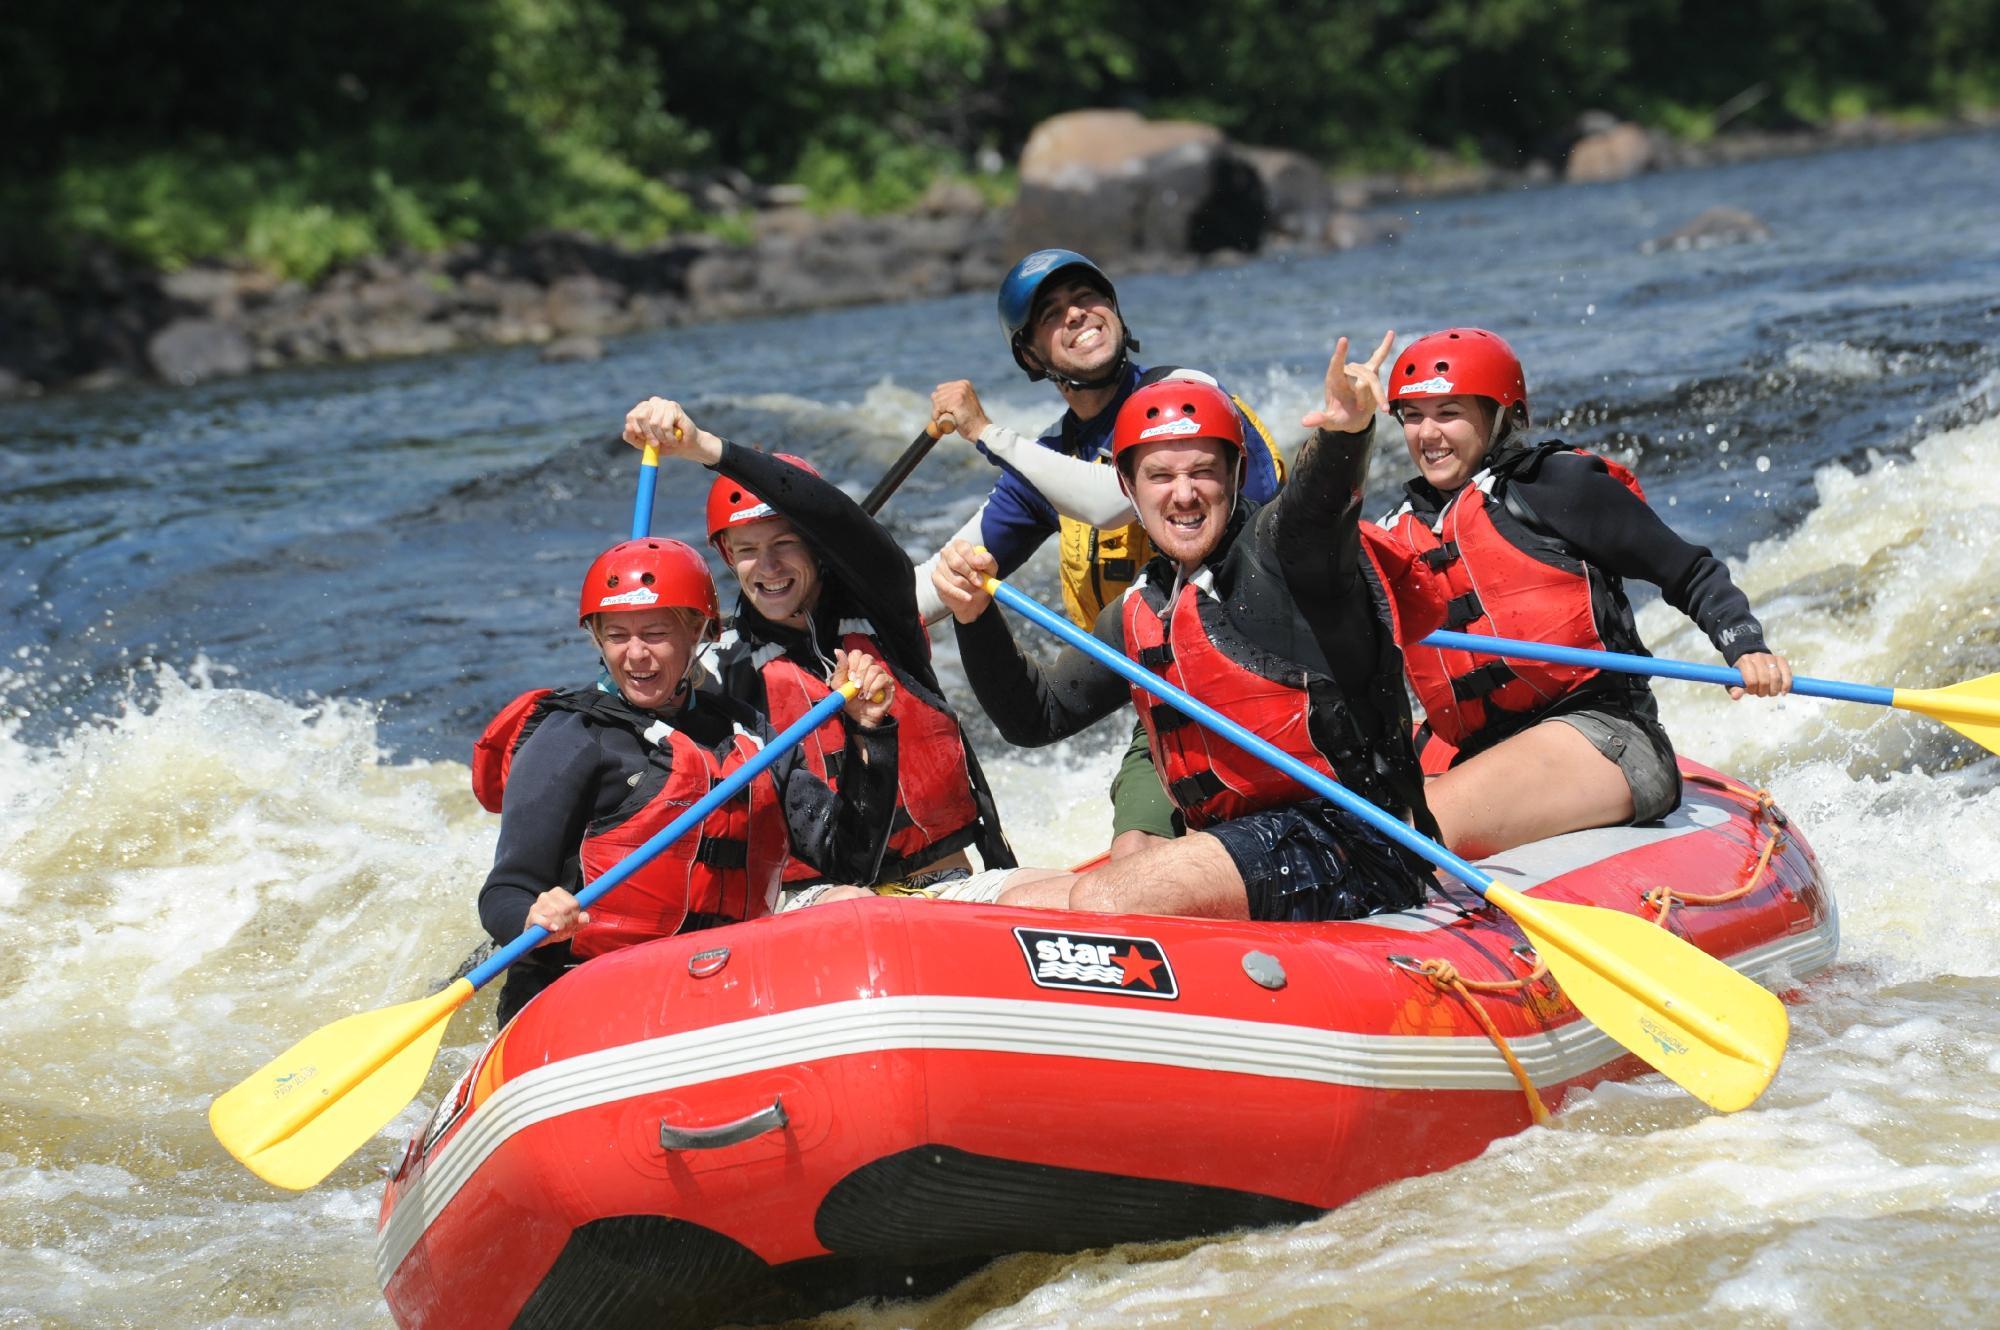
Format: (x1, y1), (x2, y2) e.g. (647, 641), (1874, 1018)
(376, 760), (1835, 1329)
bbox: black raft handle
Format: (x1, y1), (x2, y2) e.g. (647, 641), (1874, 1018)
(659, 1096), (789, 1151)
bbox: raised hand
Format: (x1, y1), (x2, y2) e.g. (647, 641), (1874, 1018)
(1302, 330), (1396, 435)
(930, 380), (991, 442)
(622, 397), (724, 465)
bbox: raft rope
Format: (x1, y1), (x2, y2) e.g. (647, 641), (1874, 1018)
(1391, 773), (1785, 1126)
(1390, 947), (1553, 1125)
(1641, 773), (1787, 930)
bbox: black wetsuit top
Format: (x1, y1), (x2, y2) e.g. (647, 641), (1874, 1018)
(709, 440), (1016, 872)
(954, 420), (1429, 829)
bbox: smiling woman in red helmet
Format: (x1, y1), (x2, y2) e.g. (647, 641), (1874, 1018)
(1371, 328), (1794, 858)
(470, 537), (899, 1026)
(620, 397), (1015, 895)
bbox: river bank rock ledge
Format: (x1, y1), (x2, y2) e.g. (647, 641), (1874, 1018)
(1, 109), (1982, 396)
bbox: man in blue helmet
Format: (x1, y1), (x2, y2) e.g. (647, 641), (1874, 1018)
(916, 248), (1287, 858)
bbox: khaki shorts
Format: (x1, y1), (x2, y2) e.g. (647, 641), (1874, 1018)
(1109, 717), (1181, 840)
(1550, 706), (1682, 823)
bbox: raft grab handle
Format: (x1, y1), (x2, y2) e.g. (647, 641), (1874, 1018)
(660, 1097), (790, 1151)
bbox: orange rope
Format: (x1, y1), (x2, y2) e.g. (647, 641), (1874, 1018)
(1401, 955), (1552, 1125)
(1645, 777), (1785, 929)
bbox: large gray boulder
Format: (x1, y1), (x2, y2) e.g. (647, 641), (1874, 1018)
(1242, 145), (1336, 242)
(1005, 109), (1268, 259)
(1566, 121), (1655, 182)
(147, 318), (254, 385)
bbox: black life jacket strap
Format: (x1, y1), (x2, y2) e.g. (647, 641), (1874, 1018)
(1168, 769), (1226, 811)
(1421, 540), (1460, 570)
(1444, 591), (1484, 630)
(1135, 643), (1175, 671)
(1450, 661), (1517, 702)
(1149, 704), (1193, 734)
(694, 837), (748, 869)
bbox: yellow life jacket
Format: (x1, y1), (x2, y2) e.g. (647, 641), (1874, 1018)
(1055, 393), (1284, 627)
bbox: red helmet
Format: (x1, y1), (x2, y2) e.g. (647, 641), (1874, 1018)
(1389, 328), (1527, 411)
(704, 454), (822, 552)
(578, 538), (719, 626)
(1110, 379), (1244, 470)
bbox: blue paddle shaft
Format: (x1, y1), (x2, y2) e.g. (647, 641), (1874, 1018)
(465, 685), (851, 990)
(631, 458), (659, 539)
(1417, 630), (1893, 707)
(986, 581), (1492, 895)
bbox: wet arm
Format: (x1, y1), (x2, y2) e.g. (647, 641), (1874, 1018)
(1521, 456), (1770, 661)
(952, 601), (1129, 746)
(1269, 418), (1378, 598)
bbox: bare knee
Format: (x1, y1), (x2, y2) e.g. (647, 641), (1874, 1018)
(1109, 829), (1167, 861)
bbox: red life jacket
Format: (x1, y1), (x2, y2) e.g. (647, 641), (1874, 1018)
(1121, 569), (1366, 830)
(752, 618), (981, 879)
(472, 688), (787, 959)
(1377, 445), (1648, 749)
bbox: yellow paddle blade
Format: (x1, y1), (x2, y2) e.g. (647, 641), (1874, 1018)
(1485, 885), (1788, 1112)
(209, 978), (474, 1190)
(1895, 673), (2000, 757)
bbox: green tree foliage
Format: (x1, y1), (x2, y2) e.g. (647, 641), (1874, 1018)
(2, 0), (1990, 280)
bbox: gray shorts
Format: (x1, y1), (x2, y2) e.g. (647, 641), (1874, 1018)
(1550, 706), (1682, 823)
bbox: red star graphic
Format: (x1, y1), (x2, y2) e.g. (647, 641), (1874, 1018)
(1114, 946), (1164, 989)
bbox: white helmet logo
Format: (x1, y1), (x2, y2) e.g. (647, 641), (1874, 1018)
(1020, 251), (1061, 276)
(1400, 375), (1455, 396)
(601, 586), (660, 607)
(728, 502), (775, 523)
(1138, 416), (1202, 441)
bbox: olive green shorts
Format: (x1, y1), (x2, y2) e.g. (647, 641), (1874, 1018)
(1109, 718), (1182, 841)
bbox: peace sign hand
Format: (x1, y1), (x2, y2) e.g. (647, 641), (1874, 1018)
(1302, 331), (1396, 435)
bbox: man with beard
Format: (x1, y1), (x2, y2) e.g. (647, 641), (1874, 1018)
(927, 334), (1437, 922)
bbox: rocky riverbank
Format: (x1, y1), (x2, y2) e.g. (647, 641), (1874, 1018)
(2, 109), (1986, 398)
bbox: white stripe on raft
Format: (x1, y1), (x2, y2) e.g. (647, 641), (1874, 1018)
(375, 906), (1836, 1285)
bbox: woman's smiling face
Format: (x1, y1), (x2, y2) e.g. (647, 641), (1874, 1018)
(1398, 394), (1495, 491)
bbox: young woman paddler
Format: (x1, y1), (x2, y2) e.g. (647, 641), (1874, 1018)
(1366, 328), (1793, 858)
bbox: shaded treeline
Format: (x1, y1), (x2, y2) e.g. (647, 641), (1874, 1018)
(4, 0), (1995, 279)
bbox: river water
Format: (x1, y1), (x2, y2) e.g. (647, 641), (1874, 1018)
(3, 132), (1998, 1329)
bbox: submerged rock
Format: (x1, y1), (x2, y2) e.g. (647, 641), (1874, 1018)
(1643, 206), (1773, 253)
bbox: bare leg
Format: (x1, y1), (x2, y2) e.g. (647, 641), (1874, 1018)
(1426, 721), (1633, 859)
(997, 833), (1249, 919)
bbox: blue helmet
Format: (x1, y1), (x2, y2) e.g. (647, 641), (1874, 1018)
(997, 248), (1136, 385)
